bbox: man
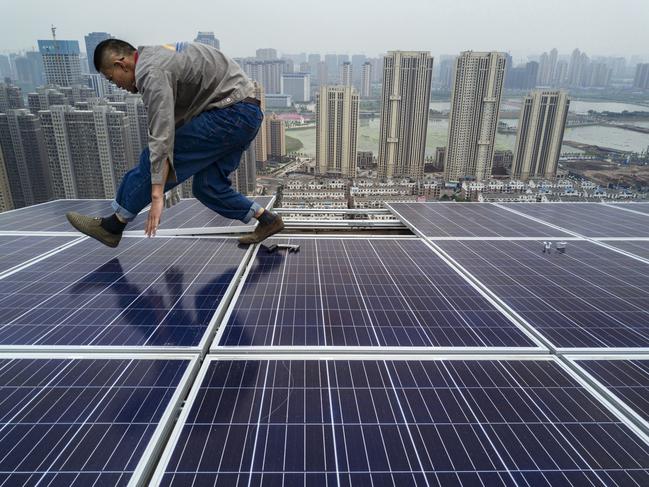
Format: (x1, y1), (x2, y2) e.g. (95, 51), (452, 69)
(66, 39), (283, 247)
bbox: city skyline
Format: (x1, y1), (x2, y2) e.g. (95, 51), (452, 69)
(2, 0), (649, 59)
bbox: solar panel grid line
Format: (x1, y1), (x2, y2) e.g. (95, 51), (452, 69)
(0, 236), (87, 281)
(151, 356), (649, 486)
(500, 203), (649, 238)
(603, 203), (649, 217)
(585, 240), (649, 267)
(492, 203), (586, 239)
(85, 239), (217, 348)
(422, 239), (557, 354)
(214, 237), (545, 352)
(0, 236), (253, 351)
(433, 239), (649, 352)
(0, 354), (198, 487)
(386, 203), (572, 239)
(564, 356), (649, 446)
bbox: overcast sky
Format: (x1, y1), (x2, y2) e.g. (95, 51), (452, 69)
(2, 0), (648, 61)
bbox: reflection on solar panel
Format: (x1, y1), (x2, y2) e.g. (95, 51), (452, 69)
(387, 202), (571, 238)
(0, 200), (117, 232)
(0, 237), (248, 348)
(604, 241), (649, 261)
(575, 359), (649, 427)
(437, 239), (649, 349)
(0, 235), (79, 274)
(607, 203), (649, 216)
(217, 239), (538, 349)
(126, 197), (273, 232)
(501, 203), (649, 238)
(155, 358), (649, 486)
(0, 356), (191, 486)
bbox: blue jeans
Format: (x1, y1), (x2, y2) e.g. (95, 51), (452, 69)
(111, 102), (264, 223)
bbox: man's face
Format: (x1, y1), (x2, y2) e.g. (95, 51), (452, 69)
(101, 56), (137, 93)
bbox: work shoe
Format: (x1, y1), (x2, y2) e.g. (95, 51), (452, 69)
(66, 212), (122, 248)
(238, 215), (285, 245)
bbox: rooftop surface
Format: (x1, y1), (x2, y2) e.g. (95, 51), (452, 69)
(0, 200), (648, 486)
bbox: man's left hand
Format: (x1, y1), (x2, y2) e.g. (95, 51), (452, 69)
(146, 194), (164, 237)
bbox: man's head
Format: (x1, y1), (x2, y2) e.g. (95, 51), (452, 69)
(94, 39), (138, 93)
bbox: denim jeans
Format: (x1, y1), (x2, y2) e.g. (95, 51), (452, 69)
(111, 101), (264, 223)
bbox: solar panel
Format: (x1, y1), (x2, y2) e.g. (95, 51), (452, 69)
(0, 200), (119, 233)
(386, 202), (571, 238)
(153, 358), (649, 486)
(0, 355), (195, 486)
(215, 238), (540, 350)
(603, 240), (649, 261)
(606, 203), (649, 216)
(0, 237), (249, 350)
(500, 203), (649, 238)
(125, 196), (274, 233)
(436, 239), (649, 350)
(573, 358), (649, 433)
(0, 235), (80, 274)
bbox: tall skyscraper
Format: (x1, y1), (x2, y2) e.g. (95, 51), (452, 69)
(267, 115), (286, 160)
(84, 32), (112, 74)
(256, 48), (278, 60)
(0, 109), (53, 208)
(38, 39), (82, 87)
(27, 87), (68, 114)
(511, 90), (569, 180)
(445, 51), (506, 182)
(14, 51), (44, 91)
(340, 62), (352, 87)
(361, 62), (372, 98)
(0, 148), (14, 212)
(308, 54), (321, 76)
(234, 144), (256, 195)
(238, 59), (286, 94)
(316, 85), (359, 177)
(0, 83), (24, 112)
(437, 56), (456, 91)
(634, 63), (649, 90)
(281, 73), (311, 102)
(0, 55), (12, 79)
(377, 51), (433, 180)
(324, 54), (338, 82)
(351, 54), (367, 85)
(194, 32), (220, 49)
(40, 104), (134, 199)
(252, 82), (268, 165)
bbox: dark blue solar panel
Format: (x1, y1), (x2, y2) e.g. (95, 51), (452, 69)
(502, 203), (649, 238)
(126, 197), (273, 232)
(577, 359), (649, 425)
(217, 238), (537, 349)
(157, 359), (649, 486)
(0, 357), (190, 486)
(604, 241), (649, 261)
(387, 202), (571, 238)
(0, 235), (79, 274)
(0, 200), (117, 232)
(606, 203), (649, 216)
(0, 237), (247, 348)
(437, 239), (649, 349)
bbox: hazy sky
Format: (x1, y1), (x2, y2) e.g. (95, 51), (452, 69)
(2, 0), (648, 61)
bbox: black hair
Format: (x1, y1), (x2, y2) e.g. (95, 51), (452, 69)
(93, 39), (136, 72)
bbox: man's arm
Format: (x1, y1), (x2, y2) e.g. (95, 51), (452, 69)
(145, 158), (171, 237)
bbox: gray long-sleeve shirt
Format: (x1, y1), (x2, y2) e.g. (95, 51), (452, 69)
(135, 42), (254, 184)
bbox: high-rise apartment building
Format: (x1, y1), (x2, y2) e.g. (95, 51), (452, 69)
(256, 48), (278, 60)
(267, 115), (286, 160)
(252, 82), (268, 165)
(634, 63), (649, 90)
(377, 51), (433, 180)
(316, 85), (359, 178)
(84, 32), (112, 74)
(445, 51), (506, 182)
(324, 54), (338, 83)
(0, 83), (24, 112)
(233, 144), (257, 195)
(27, 87), (68, 114)
(238, 59), (287, 94)
(40, 104), (134, 199)
(14, 51), (45, 91)
(511, 90), (569, 180)
(360, 62), (372, 98)
(194, 32), (220, 50)
(340, 62), (352, 87)
(281, 73), (311, 102)
(0, 149), (13, 212)
(0, 109), (53, 208)
(38, 40), (82, 87)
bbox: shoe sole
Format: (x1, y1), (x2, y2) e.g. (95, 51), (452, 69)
(238, 222), (285, 245)
(66, 213), (120, 248)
